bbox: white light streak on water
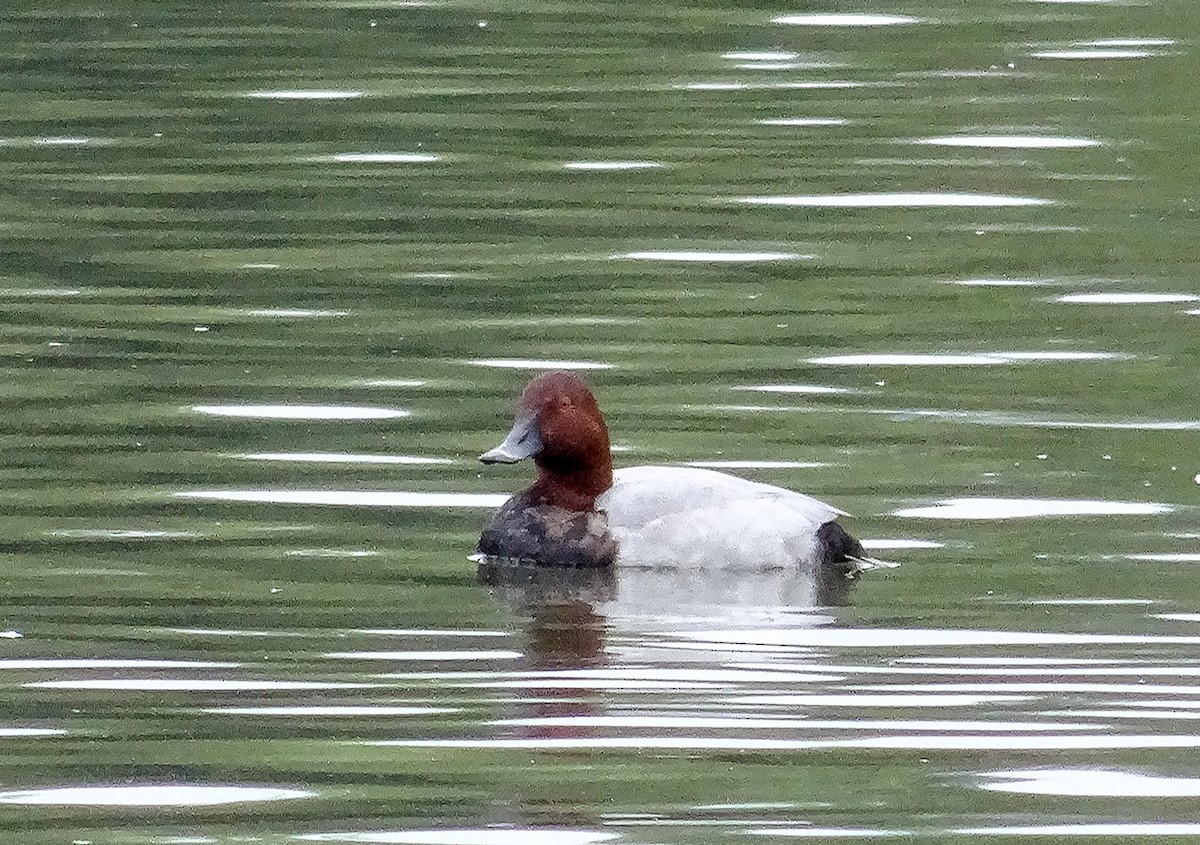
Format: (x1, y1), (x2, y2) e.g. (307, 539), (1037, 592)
(1033, 49), (1159, 59)
(671, 628), (1200, 648)
(735, 384), (853, 394)
(956, 823), (1200, 836)
(757, 118), (848, 126)
(246, 90), (363, 99)
(465, 359), (615, 370)
(563, 161), (662, 171)
(980, 769), (1200, 796)
(947, 278), (1046, 286)
(25, 679), (380, 691)
(370, 734), (1200, 751)
(325, 650), (522, 660)
(205, 706), (459, 716)
(0, 784), (313, 806)
(1130, 554), (1200, 562)
(914, 135), (1099, 149)
(194, 405), (409, 420)
(176, 490), (508, 508)
(245, 309), (348, 317)
(316, 152), (440, 163)
(241, 453), (453, 465)
(746, 827), (912, 838)
(738, 192), (1051, 208)
(299, 830), (619, 844)
(724, 51), (799, 61)
(490, 716), (1101, 732)
(893, 497), (1171, 519)
(861, 538), (943, 549)
(772, 13), (920, 26)
(684, 460), (826, 469)
(1057, 292), (1199, 304)
(0, 659), (236, 670)
(614, 250), (804, 262)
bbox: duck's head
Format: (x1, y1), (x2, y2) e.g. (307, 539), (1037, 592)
(480, 371), (613, 507)
(481, 370), (609, 465)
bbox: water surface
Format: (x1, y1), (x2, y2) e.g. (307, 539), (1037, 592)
(2, 0), (1200, 842)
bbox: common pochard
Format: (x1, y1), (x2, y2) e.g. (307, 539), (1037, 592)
(477, 371), (880, 576)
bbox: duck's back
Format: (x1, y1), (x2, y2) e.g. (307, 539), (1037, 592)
(597, 465), (848, 569)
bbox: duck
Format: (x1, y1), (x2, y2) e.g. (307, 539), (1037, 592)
(476, 371), (883, 577)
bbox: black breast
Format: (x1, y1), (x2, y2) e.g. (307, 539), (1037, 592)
(477, 491), (618, 568)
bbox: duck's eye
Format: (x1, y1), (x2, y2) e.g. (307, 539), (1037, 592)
(558, 397), (573, 410)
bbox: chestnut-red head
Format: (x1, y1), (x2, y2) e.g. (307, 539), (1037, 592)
(480, 371), (613, 510)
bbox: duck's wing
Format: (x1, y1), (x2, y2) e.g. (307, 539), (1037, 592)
(602, 465), (846, 528)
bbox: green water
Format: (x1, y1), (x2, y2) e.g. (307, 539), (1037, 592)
(2, 0), (1200, 842)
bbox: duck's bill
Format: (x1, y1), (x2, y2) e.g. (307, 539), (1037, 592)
(479, 413), (543, 464)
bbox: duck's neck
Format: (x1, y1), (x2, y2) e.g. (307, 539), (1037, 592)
(530, 453), (613, 512)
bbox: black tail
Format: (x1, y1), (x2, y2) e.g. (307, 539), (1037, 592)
(813, 521), (868, 606)
(816, 520), (865, 569)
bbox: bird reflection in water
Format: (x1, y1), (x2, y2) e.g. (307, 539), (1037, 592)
(473, 560), (856, 829)
(477, 563), (607, 751)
